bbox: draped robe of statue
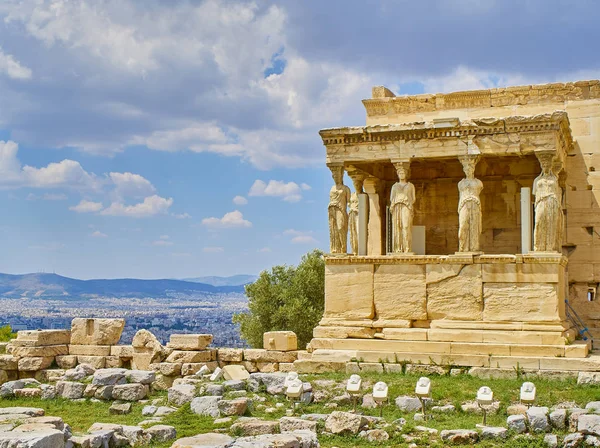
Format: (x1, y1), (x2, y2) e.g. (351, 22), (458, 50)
(348, 192), (359, 255)
(533, 170), (563, 252)
(458, 175), (483, 252)
(390, 180), (415, 253)
(328, 182), (351, 254)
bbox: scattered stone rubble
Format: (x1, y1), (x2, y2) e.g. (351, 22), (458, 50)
(4, 319), (600, 447)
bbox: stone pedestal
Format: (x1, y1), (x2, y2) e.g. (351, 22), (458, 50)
(307, 253), (589, 370)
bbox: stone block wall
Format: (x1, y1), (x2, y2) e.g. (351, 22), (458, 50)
(0, 318), (299, 384)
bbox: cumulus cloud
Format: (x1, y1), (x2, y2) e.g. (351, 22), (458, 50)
(101, 195), (173, 218)
(91, 230), (108, 238)
(0, 46), (32, 80)
(201, 210), (252, 228)
(233, 195), (248, 205)
(284, 229), (318, 244)
(249, 180), (311, 202)
(69, 200), (103, 213)
(109, 172), (156, 199)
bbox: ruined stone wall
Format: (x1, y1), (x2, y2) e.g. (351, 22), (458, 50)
(366, 80), (600, 337)
(0, 321), (299, 386)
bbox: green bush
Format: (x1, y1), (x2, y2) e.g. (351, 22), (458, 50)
(0, 325), (15, 342)
(233, 249), (325, 349)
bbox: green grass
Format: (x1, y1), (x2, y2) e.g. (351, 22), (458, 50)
(1, 371), (598, 447)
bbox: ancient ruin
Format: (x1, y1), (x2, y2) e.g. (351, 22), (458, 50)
(306, 80), (600, 373)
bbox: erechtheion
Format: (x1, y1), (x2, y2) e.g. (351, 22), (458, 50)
(307, 80), (600, 372)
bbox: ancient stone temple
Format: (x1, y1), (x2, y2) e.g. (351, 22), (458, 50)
(308, 80), (600, 372)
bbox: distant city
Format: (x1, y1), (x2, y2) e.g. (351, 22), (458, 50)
(0, 273), (256, 347)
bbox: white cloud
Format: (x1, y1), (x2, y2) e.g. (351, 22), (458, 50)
(0, 140), (101, 191)
(0, 46), (32, 80)
(109, 172), (156, 199)
(173, 212), (191, 219)
(233, 195), (248, 205)
(101, 195), (173, 218)
(69, 200), (103, 213)
(201, 210), (252, 229)
(91, 230), (108, 238)
(284, 229), (318, 244)
(203, 246), (224, 253)
(249, 180), (311, 202)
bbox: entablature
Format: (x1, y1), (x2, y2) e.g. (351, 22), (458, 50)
(320, 111), (573, 167)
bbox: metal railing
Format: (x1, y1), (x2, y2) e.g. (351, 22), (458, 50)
(565, 299), (594, 347)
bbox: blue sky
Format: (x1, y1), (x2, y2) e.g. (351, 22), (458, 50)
(0, 0), (598, 279)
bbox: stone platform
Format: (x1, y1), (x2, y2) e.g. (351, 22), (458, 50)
(305, 253), (600, 371)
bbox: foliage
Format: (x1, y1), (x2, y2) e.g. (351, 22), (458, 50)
(233, 249), (325, 348)
(0, 325), (15, 342)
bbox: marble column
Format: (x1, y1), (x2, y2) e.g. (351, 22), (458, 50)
(457, 155), (483, 253)
(363, 177), (384, 256)
(327, 163), (351, 254)
(533, 151), (563, 252)
(347, 171), (367, 256)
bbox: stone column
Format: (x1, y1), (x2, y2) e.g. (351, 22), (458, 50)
(347, 171), (367, 255)
(457, 155), (483, 253)
(363, 177), (385, 256)
(532, 151), (564, 252)
(390, 161), (416, 254)
(327, 163), (351, 254)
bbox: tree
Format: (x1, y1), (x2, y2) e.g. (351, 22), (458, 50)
(0, 325), (15, 342)
(233, 249), (325, 349)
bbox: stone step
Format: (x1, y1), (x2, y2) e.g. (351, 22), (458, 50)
(310, 338), (590, 358)
(304, 349), (600, 372)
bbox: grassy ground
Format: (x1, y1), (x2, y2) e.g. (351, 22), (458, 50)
(2, 371), (598, 447)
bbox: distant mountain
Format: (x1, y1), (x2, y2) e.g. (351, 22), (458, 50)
(0, 273), (246, 299)
(182, 275), (258, 287)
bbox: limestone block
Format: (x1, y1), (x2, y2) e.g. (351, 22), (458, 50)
(55, 355), (77, 369)
(374, 264), (427, 320)
(0, 429), (65, 447)
(483, 283), (561, 322)
(217, 348), (243, 362)
(0, 355), (19, 370)
(482, 263), (562, 283)
(7, 344), (69, 358)
(382, 328), (428, 341)
(17, 357), (54, 371)
(15, 330), (70, 346)
(263, 331), (297, 351)
(243, 349), (297, 363)
(167, 334), (213, 350)
(70, 318), (124, 345)
(110, 345), (134, 358)
(105, 356), (123, 368)
(222, 365), (250, 381)
(426, 264), (483, 320)
(313, 326), (376, 339)
(68, 345), (111, 356)
(181, 362), (218, 376)
(256, 362), (278, 373)
(76, 355), (106, 369)
(166, 350), (216, 364)
(151, 363), (181, 377)
(293, 360), (351, 373)
(132, 330), (164, 370)
(324, 263), (374, 320)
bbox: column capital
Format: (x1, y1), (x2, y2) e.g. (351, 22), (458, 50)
(363, 176), (382, 194)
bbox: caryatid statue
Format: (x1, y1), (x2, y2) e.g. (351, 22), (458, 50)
(390, 162), (415, 253)
(458, 155), (483, 252)
(328, 164), (351, 254)
(533, 152), (563, 252)
(348, 171), (366, 255)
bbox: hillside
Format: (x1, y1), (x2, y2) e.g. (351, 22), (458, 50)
(182, 275), (257, 287)
(0, 273), (245, 299)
